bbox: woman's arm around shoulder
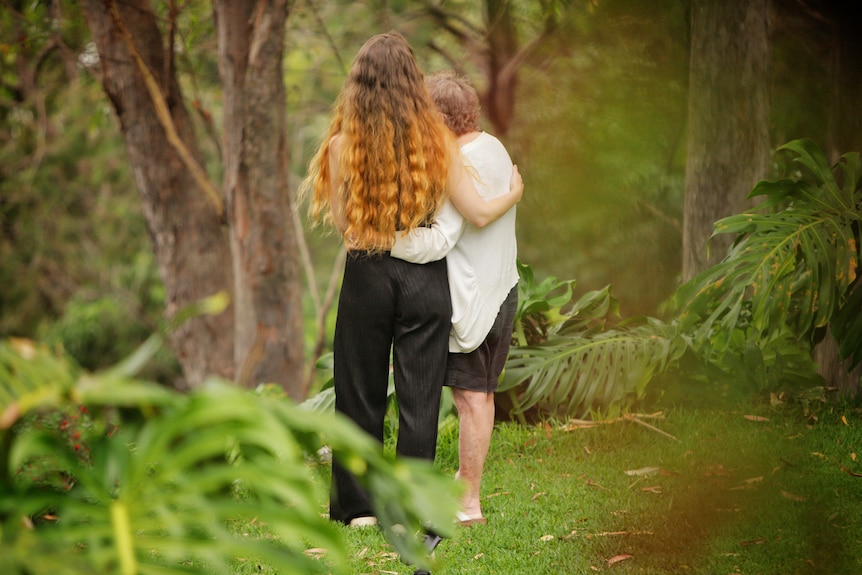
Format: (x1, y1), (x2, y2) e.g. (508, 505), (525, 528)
(446, 141), (523, 228)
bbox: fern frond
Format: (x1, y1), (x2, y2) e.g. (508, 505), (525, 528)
(500, 320), (684, 418)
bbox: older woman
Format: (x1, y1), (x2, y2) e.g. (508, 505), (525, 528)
(392, 70), (520, 527)
(303, 32), (522, 528)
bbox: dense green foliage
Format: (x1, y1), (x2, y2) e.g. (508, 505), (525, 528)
(502, 140), (860, 419)
(497, 261), (683, 419)
(0, 4), (162, 379)
(0, 296), (460, 575)
(675, 139), (861, 386)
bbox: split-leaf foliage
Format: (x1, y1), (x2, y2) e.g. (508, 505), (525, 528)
(504, 140), (860, 419)
(0, 294), (459, 575)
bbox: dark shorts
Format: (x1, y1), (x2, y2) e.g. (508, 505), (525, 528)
(445, 284), (518, 393)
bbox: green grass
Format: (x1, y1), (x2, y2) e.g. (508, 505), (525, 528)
(330, 394), (862, 575)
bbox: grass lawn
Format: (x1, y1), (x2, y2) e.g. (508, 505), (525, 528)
(329, 392), (862, 575)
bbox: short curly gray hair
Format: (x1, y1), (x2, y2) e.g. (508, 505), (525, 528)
(424, 70), (480, 136)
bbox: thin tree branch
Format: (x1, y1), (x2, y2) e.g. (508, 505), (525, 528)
(623, 413), (679, 441)
(427, 39), (478, 73)
(420, 0), (483, 42)
(305, 0), (348, 75)
(166, 0), (178, 96)
(288, 158), (346, 392)
(172, 8), (223, 160)
(50, 0), (78, 81)
(563, 412), (678, 441)
(106, 0), (223, 216)
(636, 198), (683, 234)
(306, 245), (346, 390)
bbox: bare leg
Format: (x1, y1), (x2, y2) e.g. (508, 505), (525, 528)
(452, 387), (495, 519)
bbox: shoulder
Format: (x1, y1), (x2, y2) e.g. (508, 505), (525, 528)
(465, 132), (512, 164)
(329, 132), (344, 154)
(480, 132), (509, 154)
(327, 133), (345, 180)
(464, 131), (506, 152)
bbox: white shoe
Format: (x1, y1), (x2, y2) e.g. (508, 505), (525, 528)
(348, 516), (378, 527)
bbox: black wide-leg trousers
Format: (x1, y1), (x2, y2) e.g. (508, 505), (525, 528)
(330, 251), (451, 524)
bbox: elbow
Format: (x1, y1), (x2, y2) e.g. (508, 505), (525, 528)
(469, 214), (493, 228)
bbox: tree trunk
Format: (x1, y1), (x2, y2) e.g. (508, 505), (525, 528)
(682, 0), (770, 280)
(815, 10), (862, 398)
(213, 0), (305, 398)
(81, 0), (234, 388)
(814, 329), (861, 398)
(482, 0), (518, 136)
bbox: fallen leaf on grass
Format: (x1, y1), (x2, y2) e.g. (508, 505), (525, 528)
(607, 554), (633, 566)
(732, 476), (763, 490)
(304, 548), (327, 558)
(744, 415), (770, 422)
(585, 478), (608, 490)
(593, 530), (653, 537)
(563, 419), (602, 430)
(703, 463), (731, 476)
(811, 451), (862, 477)
(715, 506), (742, 513)
(739, 537), (767, 546)
(473, 553), (485, 560)
(540, 534), (555, 542)
(641, 485), (663, 493)
(486, 491), (511, 498)
(531, 492), (547, 501)
(624, 466), (661, 477)
(781, 490), (807, 502)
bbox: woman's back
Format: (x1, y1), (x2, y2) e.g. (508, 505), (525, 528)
(306, 32), (451, 252)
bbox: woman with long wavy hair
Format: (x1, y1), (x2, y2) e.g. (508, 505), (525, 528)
(303, 32), (521, 529)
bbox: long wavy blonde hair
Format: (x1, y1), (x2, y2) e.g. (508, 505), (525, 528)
(302, 32), (451, 251)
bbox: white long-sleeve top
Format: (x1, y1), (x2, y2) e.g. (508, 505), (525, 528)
(391, 132), (518, 352)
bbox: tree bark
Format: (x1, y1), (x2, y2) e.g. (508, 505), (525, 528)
(682, 0), (771, 280)
(815, 9), (862, 398)
(482, 0), (518, 136)
(81, 0), (234, 388)
(214, 0), (305, 398)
